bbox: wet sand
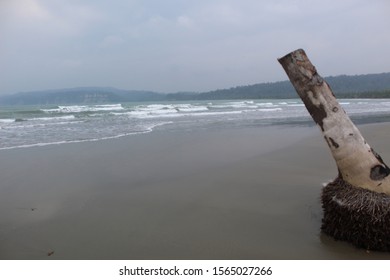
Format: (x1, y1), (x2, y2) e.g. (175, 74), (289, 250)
(0, 123), (390, 259)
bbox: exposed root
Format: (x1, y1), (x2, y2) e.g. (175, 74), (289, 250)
(321, 177), (390, 251)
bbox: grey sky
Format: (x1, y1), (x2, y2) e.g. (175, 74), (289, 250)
(1, 0), (389, 95)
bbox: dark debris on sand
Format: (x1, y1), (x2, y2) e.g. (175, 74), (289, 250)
(321, 177), (390, 251)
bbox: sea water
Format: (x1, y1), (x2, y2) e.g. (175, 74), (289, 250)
(0, 99), (390, 150)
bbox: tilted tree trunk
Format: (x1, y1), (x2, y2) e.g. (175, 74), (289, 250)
(278, 49), (390, 195)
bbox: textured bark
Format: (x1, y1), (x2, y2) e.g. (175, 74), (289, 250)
(278, 49), (390, 195)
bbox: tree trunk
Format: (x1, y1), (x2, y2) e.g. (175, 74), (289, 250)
(278, 49), (390, 195)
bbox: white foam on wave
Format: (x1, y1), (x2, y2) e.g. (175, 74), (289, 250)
(257, 108), (283, 112)
(209, 100), (258, 109)
(227, 101), (257, 109)
(7, 120), (84, 130)
(185, 111), (242, 117)
(175, 104), (208, 112)
(136, 104), (178, 115)
(29, 115), (76, 121)
(137, 104), (174, 110)
(42, 104), (124, 113)
(128, 109), (243, 119)
(146, 108), (178, 115)
(257, 102), (276, 107)
(0, 119), (15, 124)
(110, 112), (131, 116)
(0, 121), (173, 151)
(137, 103), (208, 113)
(112, 103), (210, 118)
(95, 104), (123, 109)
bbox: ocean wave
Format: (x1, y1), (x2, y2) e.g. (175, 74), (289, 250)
(175, 104), (208, 112)
(0, 119), (16, 124)
(7, 121), (84, 130)
(29, 115), (76, 121)
(0, 121), (172, 150)
(3, 98), (390, 151)
(128, 109), (243, 119)
(210, 101), (258, 109)
(257, 108), (283, 112)
(257, 102), (275, 107)
(110, 103), (210, 118)
(117, 101), (286, 119)
(42, 104), (124, 113)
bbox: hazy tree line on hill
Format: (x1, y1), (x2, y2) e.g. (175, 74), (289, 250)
(168, 73), (390, 100)
(0, 88), (164, 105)
(1, 73), (390, 105)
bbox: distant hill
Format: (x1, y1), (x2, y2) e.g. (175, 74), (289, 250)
(0, 87), (165, 105)
(170, 72), (390, 100)
(1, 72), (390, 105)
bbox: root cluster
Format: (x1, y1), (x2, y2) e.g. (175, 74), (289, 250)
(322, 177), (390, 251)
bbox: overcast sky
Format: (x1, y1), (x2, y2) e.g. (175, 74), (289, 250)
(1, 0), (389, 95)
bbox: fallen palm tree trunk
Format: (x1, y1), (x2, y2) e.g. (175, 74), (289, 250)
(278, 49), (390, 251)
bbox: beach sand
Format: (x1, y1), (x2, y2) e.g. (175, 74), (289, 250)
(0, 122), (390, 259)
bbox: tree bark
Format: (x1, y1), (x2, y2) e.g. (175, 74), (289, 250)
(278, 49), (390, 195)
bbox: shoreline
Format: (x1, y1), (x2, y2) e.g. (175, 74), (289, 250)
(0, 122), (390, 259)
